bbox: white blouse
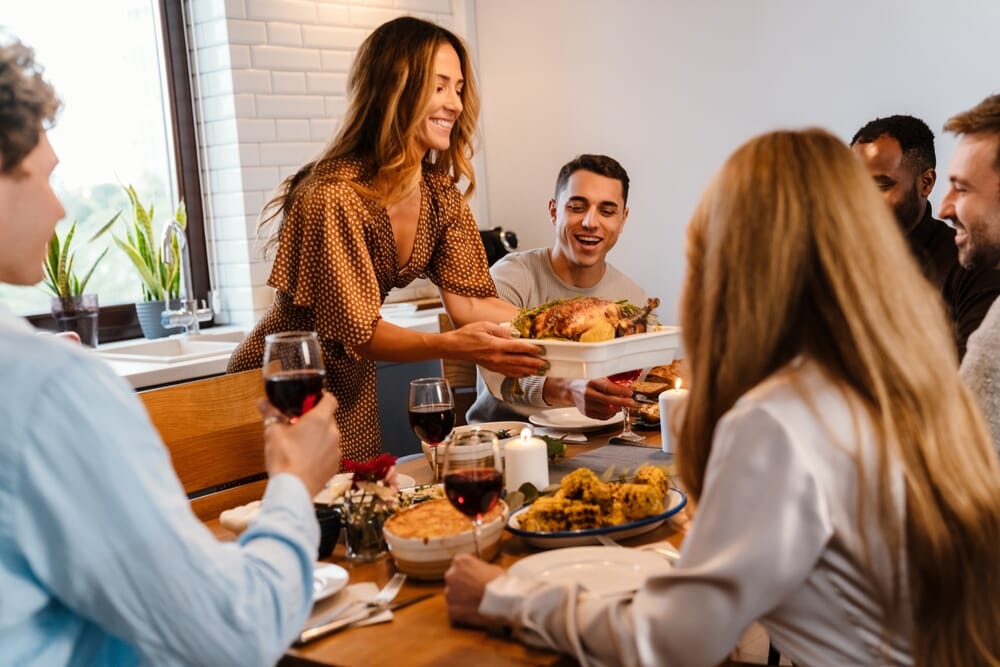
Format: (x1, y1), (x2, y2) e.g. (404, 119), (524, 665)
(480, 359), (913, 666)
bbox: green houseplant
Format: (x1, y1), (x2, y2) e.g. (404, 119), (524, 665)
(112, 184), (188, 338)
(43, 214), (119, 347)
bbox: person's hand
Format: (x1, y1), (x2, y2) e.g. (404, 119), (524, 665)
(544, 377), (634, 420)
(259, 392), (341, 497)
(444, 553), (505, 628)
(446, 321), (547, 378)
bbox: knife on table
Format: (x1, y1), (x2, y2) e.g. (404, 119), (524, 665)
(295, 593), (435, 645)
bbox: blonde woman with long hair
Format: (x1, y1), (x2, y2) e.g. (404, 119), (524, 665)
(444, 129), (1000, 666)
(229, 17), (545, 461)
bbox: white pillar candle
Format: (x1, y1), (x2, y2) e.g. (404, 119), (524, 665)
(505, 428), (550, 491)
(659, 379), (689, 454)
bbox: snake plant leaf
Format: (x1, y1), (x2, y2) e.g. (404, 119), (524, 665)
(57, 221), (77, 296)
(88, 211), (121, 243)
(113, 235), (163, 300)
(125, 184), (155, 246)
(175, 200), (187, 230)
(77, 246), (108, 294)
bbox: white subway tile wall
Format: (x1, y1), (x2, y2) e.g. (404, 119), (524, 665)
(190, 0), (463, 325)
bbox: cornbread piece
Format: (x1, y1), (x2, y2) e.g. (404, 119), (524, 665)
(603, 501), (629, 527)
(615, 483), (665, 520)
(559, 468), (613, 511)
(384, 498), (502, 540)
(632, 465), (671, 498)
(565, 503), (602, 530)
(519, 495), (571, 532)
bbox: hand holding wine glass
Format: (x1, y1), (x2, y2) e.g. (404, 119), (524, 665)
(408, 377), (455, 482)
(262, 331), (326, 422)
(443, 429), (503, 559)
(608, 368), (643, 442)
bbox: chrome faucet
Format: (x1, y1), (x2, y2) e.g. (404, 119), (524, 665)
(160, 220), (213, 334)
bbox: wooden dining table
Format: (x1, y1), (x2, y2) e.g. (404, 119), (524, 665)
(208, 425), (738, 667)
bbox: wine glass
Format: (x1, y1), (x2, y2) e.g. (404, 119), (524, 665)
(262, 331), (326, 421)
(408, 377), (455, 482)
(443, 429), (503, 559)
(608, 368), (644, 442)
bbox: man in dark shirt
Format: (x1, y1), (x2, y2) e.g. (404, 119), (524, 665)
(851, 114), (1000, 358)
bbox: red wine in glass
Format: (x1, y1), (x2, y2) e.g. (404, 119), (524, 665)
(608, 369), (642, 385)
(265, 369), (325, 418)
(608, 368), (643, 441)
(443, 429), (502, 559)
(445, 468), (503, 518)
(262, 331), (325, 421)
(408, 403), (455, 444)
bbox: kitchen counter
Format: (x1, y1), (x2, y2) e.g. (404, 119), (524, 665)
(99, 308), (445, 390)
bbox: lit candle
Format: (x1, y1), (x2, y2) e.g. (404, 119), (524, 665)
(504, 428), (549, 491)
(659, 378), (689, 454)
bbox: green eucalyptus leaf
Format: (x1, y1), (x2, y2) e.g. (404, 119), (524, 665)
(505, 490), (525, 513)
(539, 435), (567, 461)
(517, 482), (540, 504)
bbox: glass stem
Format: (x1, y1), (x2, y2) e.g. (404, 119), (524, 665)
(471, 519), (482, 559)
(431, 446), (439, 484)
(622, 406), (633, 435)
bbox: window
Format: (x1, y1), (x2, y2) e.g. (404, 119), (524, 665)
(1, 0), (208, 341)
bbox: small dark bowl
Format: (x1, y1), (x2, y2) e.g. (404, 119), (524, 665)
(315, 504), (342, 560)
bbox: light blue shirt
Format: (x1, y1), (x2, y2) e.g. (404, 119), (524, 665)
(0, 307), (319, 666)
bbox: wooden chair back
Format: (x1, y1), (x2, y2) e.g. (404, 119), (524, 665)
(139, 370), (268, 521)
(438, 313), (477, 426)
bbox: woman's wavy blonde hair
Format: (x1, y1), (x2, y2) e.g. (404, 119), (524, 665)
(677, 128), (1000, 667)
(260, 16), (479, 242)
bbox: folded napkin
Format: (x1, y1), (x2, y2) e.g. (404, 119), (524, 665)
(219, 500), (261, 534)
(305, 582), (392, 630)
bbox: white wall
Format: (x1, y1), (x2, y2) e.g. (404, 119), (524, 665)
(472, 0), (1000, 323)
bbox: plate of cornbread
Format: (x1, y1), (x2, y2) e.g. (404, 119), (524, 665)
(506, 465), (687, 549)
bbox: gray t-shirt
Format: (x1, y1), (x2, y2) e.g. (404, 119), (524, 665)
(960, 296), (1000, 453)
(467, 247), (647, 423)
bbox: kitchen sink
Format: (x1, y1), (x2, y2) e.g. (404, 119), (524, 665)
(97, 330), (245, 364)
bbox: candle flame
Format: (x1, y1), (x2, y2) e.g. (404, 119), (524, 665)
(520, 427), (532, 442)
(675, 378), (682, 391)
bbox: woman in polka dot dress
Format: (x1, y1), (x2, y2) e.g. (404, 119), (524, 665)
(228, 17), (546, 461)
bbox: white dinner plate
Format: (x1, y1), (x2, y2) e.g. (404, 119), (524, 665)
(507, 488), (687, 549)
(396, 473), (416, 489)
(529, 407), (623, 432)
(454, 421), (532, 440)
(508, 546), (673, 597)
(312, 562), (349, 603)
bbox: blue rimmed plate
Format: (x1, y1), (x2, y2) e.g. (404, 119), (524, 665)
(506, 487), (687, 549)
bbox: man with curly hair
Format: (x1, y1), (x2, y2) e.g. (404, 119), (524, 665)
(0, 36), (342, 666)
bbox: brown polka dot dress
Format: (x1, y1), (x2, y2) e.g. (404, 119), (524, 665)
(228, 157), (496, 462)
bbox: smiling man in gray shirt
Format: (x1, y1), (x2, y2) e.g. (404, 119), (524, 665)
(468, 154), (648, 423)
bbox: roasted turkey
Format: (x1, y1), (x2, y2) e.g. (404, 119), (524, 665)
(513, 296), (660, 341)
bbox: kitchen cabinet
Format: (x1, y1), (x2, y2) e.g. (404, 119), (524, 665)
(376, 359), (440, 458)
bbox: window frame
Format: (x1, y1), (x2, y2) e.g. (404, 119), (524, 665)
(28, 0), (210, 342)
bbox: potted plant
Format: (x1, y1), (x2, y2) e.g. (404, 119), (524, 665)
(112, 185), (188, 339)
(42, 214), (119, 347)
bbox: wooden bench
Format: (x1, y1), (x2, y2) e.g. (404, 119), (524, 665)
(139, 369), (267, 521)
